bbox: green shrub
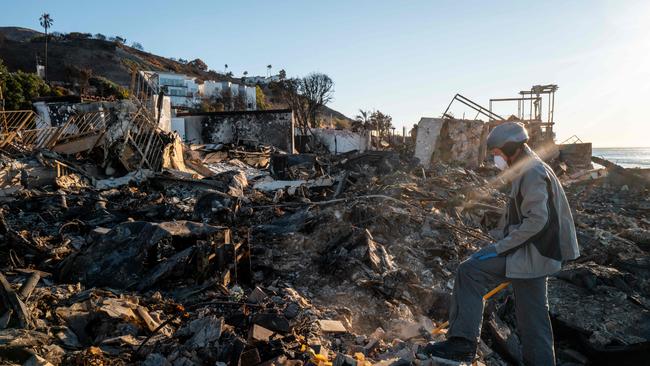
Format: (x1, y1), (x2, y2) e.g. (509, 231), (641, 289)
(0, 60), (51, 110)
(256, 86), (268, 110)
(89, 76), (129, 99)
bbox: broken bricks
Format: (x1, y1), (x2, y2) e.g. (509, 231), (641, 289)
(318, 320), (347, 334)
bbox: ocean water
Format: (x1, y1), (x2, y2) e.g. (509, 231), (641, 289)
(592, 147), (650, 169)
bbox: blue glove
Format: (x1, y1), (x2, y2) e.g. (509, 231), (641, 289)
(474, 252), (498, 261)
(472, 245), (498, 261)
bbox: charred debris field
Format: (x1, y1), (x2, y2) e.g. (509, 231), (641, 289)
(0, 104), (648, 366)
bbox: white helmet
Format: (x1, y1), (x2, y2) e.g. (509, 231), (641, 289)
(487, 122), (528, 153)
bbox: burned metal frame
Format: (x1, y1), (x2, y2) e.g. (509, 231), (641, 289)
(0, 110), (41, 148)
(489, 85), (557, 123)
(488, 97), (540, 121)
(0, 105), (167, 172)
(0, 71), (172, 171)
(0, 110), (116, 152)
(489, 84), (558, 140)
(121, 106), (166, 171)
(442, 93), (505, 121)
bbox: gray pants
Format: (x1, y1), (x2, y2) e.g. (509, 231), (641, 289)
(448, 255), (555, 366)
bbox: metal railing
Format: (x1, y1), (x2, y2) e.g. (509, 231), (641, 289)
(1, 98), (168, 172)
(0, 110), (41, 148)
(122, 107), (165, 171)
(17, 127), (60, 149)
(54, 160), (75, 177)
(132, 71), (158, 115)
(48, 111), (113, 147)
(0, 110), (115, 152)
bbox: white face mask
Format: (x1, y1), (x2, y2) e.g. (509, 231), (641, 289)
(494, 155), (509, 171)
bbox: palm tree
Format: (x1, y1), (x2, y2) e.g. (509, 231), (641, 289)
(267, 64), (272, 77)
(224, 64), (228, 73)
(370, 110), (393, 137)
(354, 109), (372, 131)
(243, 71), (248, 77)
(39, 13), (53, 81)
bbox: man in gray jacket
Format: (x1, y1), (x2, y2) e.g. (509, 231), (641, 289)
(424, 122), (580, 365)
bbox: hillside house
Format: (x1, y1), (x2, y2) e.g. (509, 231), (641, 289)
(241, 75), (280, 85)
(140, 71), (256, 110)
(141, 71), (200, 108)
(199, 81), (256, 111)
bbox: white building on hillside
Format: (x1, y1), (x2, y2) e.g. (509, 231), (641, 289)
(141, 71), (200, 108)
(141, 71), (256, 110)
(241, 75), (280, 85)
(200, 80), (256, 110)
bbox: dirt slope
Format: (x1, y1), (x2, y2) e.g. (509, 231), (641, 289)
(0, 26), (353, 122)
(0, 26), (234, 86)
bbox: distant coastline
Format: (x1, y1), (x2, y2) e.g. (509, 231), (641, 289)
(592, 147), (650, 169)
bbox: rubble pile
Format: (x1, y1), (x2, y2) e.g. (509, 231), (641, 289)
(549, 174), (650, 364)
(0, 145), (510, 365)
(0, 103), (648, 365)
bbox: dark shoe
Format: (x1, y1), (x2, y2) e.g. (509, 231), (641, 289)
(421, 337), (476, 362)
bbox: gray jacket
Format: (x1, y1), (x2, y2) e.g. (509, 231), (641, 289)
(492, 146), (580, 278)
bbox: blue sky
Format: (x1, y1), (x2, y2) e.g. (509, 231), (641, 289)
(2, 0), (649, 146)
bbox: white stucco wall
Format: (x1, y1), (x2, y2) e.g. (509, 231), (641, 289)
(183, 115), (204, 144)
(33, 101), (52, 127)
(185, 80), (199, 94)
(414, 118), (445, 166)
(196, 82), (256, 110)
(171, 117), (186, 141)
(200, 81), (225, 98)
(152, 95), (172, 132)
(244, 86), (256, 110)
(414, 117), (487, 168)
(311, 128), (370, 154)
